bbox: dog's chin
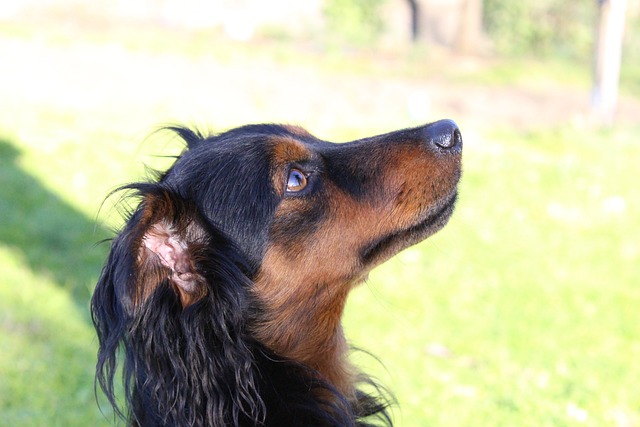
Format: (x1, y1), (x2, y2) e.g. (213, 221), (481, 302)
(360, 191), (458, 268)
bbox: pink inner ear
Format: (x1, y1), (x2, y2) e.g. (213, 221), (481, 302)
(142, 223), (198, 293)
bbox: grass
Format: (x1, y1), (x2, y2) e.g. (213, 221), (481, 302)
(1, 18), (639, 427)
(345, 126), (640, 426)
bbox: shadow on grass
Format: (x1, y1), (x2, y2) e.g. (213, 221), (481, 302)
(0, 137), (110, 310)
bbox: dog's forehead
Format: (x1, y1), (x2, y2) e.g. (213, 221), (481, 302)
(267, 135), (316, 164)
(174, 125), (342, 193)
(196, 125), (318, 158)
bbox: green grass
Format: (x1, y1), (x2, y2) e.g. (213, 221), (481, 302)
(345, 126), (640, 426)
(1, 20), (639, 427)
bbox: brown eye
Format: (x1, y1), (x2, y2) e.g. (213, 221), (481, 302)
(286, 169), (307, 193)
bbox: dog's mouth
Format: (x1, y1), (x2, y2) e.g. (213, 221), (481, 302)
(360, 191), (458, 266)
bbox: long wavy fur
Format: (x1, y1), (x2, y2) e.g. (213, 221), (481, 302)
(92, 184), (393, 427)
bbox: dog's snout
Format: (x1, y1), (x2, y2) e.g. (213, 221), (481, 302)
(424, 119), (462, 151)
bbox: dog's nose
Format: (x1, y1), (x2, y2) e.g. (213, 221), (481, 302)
(424, 119), (462, 151)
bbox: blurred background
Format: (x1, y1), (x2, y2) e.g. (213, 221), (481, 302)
(0, 1), (638, 426)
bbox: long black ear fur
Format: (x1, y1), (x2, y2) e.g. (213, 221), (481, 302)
(91, 184), (265, 426)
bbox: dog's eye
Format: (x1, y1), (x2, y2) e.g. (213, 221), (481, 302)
(286, 169), (307, 193)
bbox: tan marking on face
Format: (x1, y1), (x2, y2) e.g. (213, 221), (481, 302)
(253, 132), (461, 397)
(267, 136), (313, 197)
(252, 176), (370, 397)
(375, 142), (461, 231)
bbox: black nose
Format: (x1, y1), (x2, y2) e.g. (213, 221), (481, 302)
(424, 119), (462, 151)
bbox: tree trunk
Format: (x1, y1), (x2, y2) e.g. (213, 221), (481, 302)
(592, 0), (628, 125)
(407, 0), (420, 42)
(455, 0), (484, 53)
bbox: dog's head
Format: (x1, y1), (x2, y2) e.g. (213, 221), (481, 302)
(93, 120), (462, 424)
(137, 121), (460, 302)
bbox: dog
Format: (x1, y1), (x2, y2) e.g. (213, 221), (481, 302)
(91, 120), (462, 426)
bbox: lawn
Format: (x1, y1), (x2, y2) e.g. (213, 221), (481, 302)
(1, 18), (639, 427)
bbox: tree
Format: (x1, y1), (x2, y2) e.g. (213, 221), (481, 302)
(406, 0), (484, 52)
(407, 0), (420, 42)
(455, 0), (484, 53)
(592, 0), (628, 125)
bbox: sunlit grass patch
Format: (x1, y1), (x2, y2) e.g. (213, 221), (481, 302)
(344, 125), (640, 426)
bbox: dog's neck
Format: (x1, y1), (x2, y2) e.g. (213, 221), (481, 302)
(252, 270), (358, 400)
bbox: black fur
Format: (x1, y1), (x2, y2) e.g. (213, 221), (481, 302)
(92, 121), (462, 426)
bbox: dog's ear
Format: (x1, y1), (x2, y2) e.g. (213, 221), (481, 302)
(93, 184), (263, 425)
(133, 187), (210, 308)
(94, 184), (215, 417)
